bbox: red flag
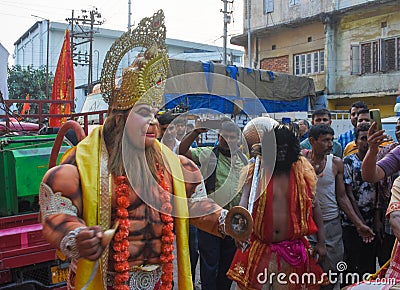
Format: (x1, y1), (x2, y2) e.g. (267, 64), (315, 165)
(20, 94), (30, 115)
(49, 29), (75, 127)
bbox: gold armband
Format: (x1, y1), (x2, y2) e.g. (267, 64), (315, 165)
(39, 183), (78, 220)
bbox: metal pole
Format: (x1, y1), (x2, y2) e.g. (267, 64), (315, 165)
(222, 0), (228, 65)
(127, 0), (132, 64)
(87, 10), (94, 94)
(70, 10), (74, 62)
(128, 0), (132, 30)
(247, 0), (252, 68)
(46, 19), (50, 99)
(94, 50), (100, 81)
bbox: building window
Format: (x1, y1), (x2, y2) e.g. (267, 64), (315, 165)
(351, 45), (360, 75)
(351, 36), (400, 74)
(289, 0), (300, 6)
(264, 0), (274, 13)
(294, 50), (324, 76)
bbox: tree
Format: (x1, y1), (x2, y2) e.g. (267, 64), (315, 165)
(7, 65), (53, 114)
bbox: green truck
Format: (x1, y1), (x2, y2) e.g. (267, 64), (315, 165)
(0, 134), (70, 289)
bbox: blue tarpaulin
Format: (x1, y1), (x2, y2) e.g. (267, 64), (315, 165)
(164, 94), (309, 115)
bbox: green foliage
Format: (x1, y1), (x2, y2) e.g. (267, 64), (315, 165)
(7, 65), (53, 113)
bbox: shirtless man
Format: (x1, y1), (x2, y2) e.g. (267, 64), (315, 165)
(227, 125), (327, 289)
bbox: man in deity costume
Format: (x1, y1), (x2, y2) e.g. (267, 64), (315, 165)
(227, 124), (328, 290)
(39, 10), (243, 290)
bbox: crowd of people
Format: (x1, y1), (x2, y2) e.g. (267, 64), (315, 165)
(37, 9), (400, 290)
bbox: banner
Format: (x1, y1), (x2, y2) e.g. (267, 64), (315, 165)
(49, 29), (75, 127)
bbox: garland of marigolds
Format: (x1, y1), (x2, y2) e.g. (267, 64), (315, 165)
(113, 167), (174, 289)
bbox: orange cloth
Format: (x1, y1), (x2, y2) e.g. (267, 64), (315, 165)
(50, 29), (75, 127)
(20, 94), (30, 115)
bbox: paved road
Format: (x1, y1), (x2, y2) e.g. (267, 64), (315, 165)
(172, 242), (237, 289)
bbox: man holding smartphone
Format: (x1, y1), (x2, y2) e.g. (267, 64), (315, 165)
(179, 120), (248, 290)
(343, 109), (392, 157)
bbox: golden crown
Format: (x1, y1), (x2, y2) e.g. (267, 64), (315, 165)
(100, 10), (169, 110)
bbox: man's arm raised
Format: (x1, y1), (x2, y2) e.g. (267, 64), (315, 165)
(178, 121), (208, 159)
(361, 122), (386, 182)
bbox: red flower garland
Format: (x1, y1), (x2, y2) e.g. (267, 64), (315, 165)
(112, 164), (174, 290)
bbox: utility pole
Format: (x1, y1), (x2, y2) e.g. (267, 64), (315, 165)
(128, 0), (132, 31)
(66, 8), (104, 94)
(221, 0), (233, 65)
(247, 0), (252, 68)
(127, 0), (132, 64)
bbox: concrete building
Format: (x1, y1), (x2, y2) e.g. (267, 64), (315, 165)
(232, 0), (400, 116)
(0, 43), (10, 114)
(13, 20), (243, 112)
(0, 43), (9, 101)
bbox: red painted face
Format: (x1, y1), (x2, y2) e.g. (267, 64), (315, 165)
(125, 104), (158, 148)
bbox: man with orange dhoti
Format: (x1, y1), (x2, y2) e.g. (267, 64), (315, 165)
(227, 124), (327, 290)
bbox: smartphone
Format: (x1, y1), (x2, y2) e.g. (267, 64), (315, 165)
(369, 109), (382, 131)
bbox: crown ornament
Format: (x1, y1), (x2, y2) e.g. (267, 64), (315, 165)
(100, 10), (169, 110)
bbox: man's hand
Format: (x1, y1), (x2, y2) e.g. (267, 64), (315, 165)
(75, 226), (104, 261)
(367, 122), (387, 152)
(356, 224), (375, 243)
(313, 241), (327, 263)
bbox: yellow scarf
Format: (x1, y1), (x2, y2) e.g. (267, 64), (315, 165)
(73, 126), (192, 289)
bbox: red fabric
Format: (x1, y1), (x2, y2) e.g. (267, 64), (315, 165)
(49, 29), (74, 127)
(386, 243), (400, 280)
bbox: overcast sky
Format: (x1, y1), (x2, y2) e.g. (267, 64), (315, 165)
(0, 0), (244, 62)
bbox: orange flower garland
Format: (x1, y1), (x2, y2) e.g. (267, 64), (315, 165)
(112, 163), (174, 290)
(156, 162), (175, 290)
(114, 176), (130, 290)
